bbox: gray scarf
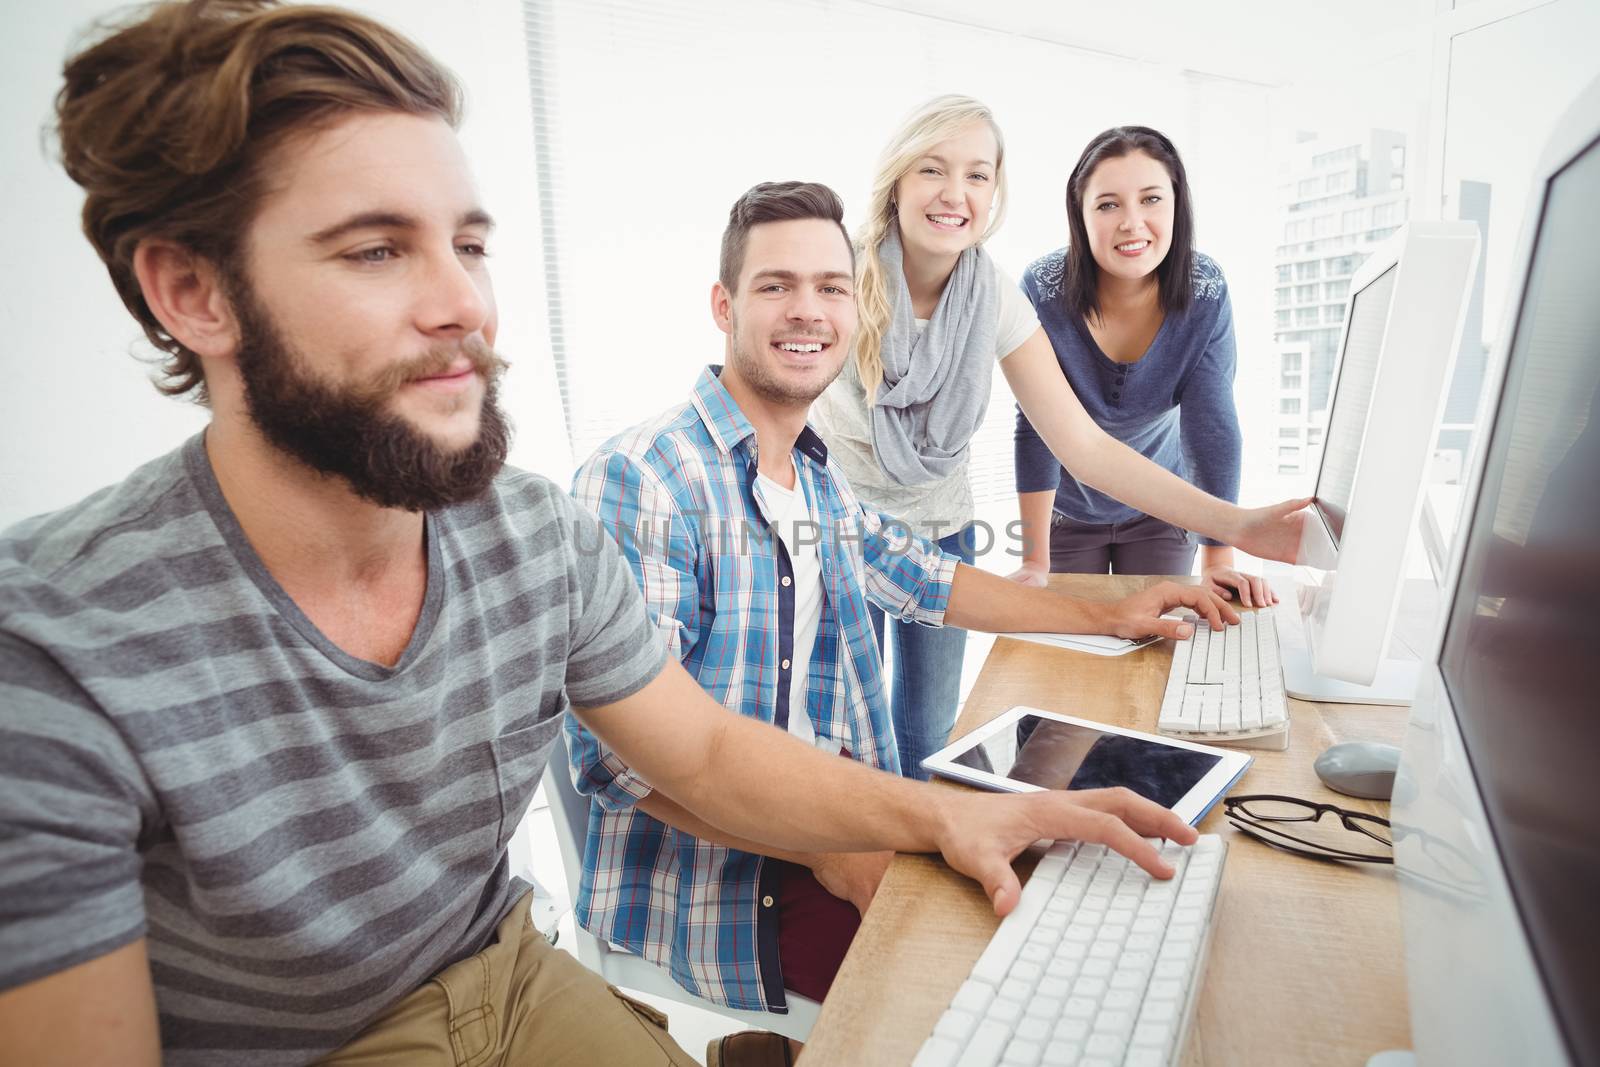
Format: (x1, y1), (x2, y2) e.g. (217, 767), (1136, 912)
(868, 222), (999, 486)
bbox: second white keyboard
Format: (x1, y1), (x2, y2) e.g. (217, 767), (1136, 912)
(1157, 609), (1287, 742)
(914, 835), (1227, 1067)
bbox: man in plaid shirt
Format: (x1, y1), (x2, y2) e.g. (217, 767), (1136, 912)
(565, 182), (1237, 1061)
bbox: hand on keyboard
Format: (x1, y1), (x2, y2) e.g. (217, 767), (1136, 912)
(1099, 581), (1239, 642)
(1199, 563), (1278, 609)
(935, 787), (1199, 918)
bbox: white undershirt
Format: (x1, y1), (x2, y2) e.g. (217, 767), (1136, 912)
(753, 469), (825, 748)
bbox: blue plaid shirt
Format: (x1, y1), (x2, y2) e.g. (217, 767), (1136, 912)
(565, 365), (958, 1012)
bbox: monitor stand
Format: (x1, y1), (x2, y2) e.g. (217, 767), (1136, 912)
(1282, 647), (1418, 705)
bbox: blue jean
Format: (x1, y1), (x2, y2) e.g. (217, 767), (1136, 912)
(870, 526), (976, 781)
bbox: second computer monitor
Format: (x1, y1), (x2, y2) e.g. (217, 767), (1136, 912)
(1292, 221), (1479, 701)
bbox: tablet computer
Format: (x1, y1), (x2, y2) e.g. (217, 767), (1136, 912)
(920, 706), (1251, 826)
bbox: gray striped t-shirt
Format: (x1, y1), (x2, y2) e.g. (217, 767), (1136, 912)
(0, 433), (666, 1065)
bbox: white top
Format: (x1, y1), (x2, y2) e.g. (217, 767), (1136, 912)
(810, 261), (1039, 539)
(754, 469), (827, 748)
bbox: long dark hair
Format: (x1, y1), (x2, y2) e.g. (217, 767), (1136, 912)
(1062, 126), (1195, 323)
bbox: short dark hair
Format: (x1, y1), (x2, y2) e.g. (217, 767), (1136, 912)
(54, 0), (462, 401)
(718, 181), (853, 292)
(1062, 126), (1196, 323)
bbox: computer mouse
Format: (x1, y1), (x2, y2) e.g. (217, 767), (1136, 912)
(1314, 741), (1400, 800)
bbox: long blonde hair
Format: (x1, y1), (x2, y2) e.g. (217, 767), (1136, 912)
(853, 94), (1008, 399)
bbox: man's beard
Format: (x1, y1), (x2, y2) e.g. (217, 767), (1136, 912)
(233, 290), (513, 513)
(729, 315), (843, 406)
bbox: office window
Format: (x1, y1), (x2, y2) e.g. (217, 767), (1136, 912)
(1298, 177), (1321, 197)
(1282, 351), (1303, 372)
(1275, 309), (1292, 329)
(1276, 264), (1293, 283)
(1373, 201), (1404, 227)
(1294, 284), (1317, 303)
(1313, 214), (1335, 236)
(1279, 427), (1300, 439)
(1341, 208), (1368, 231)
(1390, 144), (1405, 171)
(1286, 219), (1311, 242)
(1282, 374), (1303, 389)
(1278, 446), (1300, 459)
(1295, 261), (1321, 281)
(1325, 170), (1350, 194)
(1328, 304), (1346, 322)
(1312, 145), (1358, 168)
(1308, 427), (1324, 444)
(1278, 463), (1301, 475)
(1281, 398), (1302, 414)
(1325, 279), (1350, 300)
(1276, 287), (1292, 307)
(1295, 307), (1319, 326)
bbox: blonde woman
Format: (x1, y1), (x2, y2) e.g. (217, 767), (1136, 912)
(811, 95), (1307, 780)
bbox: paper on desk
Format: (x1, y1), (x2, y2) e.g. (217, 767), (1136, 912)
(999, 631), (1163, 657)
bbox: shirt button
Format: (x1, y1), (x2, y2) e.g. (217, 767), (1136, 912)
(762, 895), (775, 908)
(781, 576), (792, 587)
(781, 658), (791, 670)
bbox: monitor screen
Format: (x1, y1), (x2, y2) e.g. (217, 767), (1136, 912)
(1315, 265), (1397, 544)
(1437, 134), (1600, 1066)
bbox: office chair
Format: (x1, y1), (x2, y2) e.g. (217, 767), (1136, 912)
(541, 732), (821, 1041)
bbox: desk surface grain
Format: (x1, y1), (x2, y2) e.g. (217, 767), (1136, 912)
(798, 573), (1412, 1067)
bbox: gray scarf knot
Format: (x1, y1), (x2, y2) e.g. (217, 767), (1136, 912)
(868, 222), (999, 486)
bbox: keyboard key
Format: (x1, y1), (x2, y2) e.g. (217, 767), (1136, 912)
(1073, 976), (1107, 1001)
(1063, 996), (1098, 1020)
(1024, 996), (1063, 1021)
(1044, 957), (1080, 981)
(988, 997), (1023, 1026)
(911, 1034), (961, 1067)
(952, 979), (993, 1015)
(962, 1020), (1012, 1067)
(1009, 961), (1042, 986)
(1132, 1020), (1174, 1049)
(1014, 1017), (1050, 1044)
(1037, 977), (1072, 1001)
(1051, 1018), (1090, 1043)
(1085, 1033), (1126, 1059)
(1041, 1043), (1082, 1067)
(998, 978), (1031, 1005)
(934, 1009), (978, 1044)
(999, 1038), (1042, 1066)
(1079, 957), (1114, 979)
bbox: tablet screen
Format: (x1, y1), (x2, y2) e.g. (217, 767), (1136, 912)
(948, 713), (1224, 807)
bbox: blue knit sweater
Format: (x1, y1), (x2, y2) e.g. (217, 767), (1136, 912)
(1013, 249), (1241, 547)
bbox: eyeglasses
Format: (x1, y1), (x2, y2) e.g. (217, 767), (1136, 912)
(1222, 794), (1392, 865)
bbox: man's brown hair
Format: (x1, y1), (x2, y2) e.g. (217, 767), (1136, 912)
(54, 0), (462, 401)
(718, 181), (854, 293)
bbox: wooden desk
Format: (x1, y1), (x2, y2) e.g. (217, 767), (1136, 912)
(800, 574), (1411, 1066)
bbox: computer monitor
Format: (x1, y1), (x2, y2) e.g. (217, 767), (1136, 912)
(1393, 76), (1600, 1067)
(1289, 222), (1480, 705)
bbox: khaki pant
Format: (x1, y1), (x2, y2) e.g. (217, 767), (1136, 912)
(317, 893), (698, 1066)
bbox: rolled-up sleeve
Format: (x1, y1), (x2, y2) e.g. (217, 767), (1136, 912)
(858, 506), (959, 626)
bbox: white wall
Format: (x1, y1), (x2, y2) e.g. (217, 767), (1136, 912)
(0, 0), (569, 530)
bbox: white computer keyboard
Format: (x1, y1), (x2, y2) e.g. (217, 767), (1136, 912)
(914, 835), (1227, 1067)
(1156, 609), (1287, 744)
